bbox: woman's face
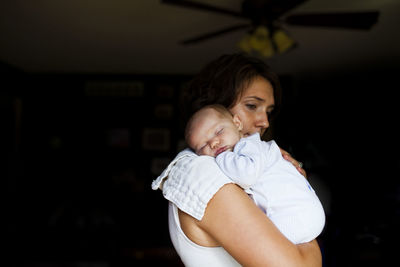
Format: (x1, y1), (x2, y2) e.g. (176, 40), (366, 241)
(229, 76), (275, 137)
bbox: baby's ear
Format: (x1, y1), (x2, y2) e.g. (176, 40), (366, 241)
(232, 114), (243, 131)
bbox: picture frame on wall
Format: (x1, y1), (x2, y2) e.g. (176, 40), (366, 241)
(142, 128), (170, 151)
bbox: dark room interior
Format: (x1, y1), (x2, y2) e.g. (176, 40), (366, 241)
(3, 1), (400, 266)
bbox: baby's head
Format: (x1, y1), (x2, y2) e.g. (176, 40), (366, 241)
(185, 104), (243, 157)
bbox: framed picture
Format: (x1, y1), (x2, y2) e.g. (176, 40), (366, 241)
(107, 128), (131, 148)
(156, 84), (174, 98)
(150, 157), (172, 175)
(85, 80), (145, 97)
(142, 128), (170, 151)
(154, 104), (174, 120)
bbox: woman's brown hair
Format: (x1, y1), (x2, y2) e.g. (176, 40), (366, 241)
(180, 53), (282, 125)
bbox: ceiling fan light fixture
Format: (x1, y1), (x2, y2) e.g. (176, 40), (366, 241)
(237, 34), (253, 53)
(237, 25), (296, 58)
(237, 26), (274, 58)
(259, 41), (274, 58)
(249, 26), (270, 50)
(272, 29), (296, 54)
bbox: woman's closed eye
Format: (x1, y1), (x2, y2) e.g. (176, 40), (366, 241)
(245, 103), (257, 110)
(216, 128), (224, 135)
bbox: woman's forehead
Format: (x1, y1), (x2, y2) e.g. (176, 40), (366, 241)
(240, 77), (274, 102)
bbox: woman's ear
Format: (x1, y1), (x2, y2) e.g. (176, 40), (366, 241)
(232, 114), (243, 131)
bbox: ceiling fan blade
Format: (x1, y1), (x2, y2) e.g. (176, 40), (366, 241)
(284, 11), (379, 30)
(242, 0), (308, 20)
(271, 0), (309, 16)
(180, 23), (251, 45)
(162, 0), (244, 18)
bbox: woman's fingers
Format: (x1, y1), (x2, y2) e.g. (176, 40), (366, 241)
(279, 147), (308, 179)
(296, 165), (308, 178)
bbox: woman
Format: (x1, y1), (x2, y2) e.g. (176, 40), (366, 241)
(152, 53), (321, 266)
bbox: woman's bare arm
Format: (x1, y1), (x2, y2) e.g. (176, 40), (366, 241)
(196, 183), (322, 267)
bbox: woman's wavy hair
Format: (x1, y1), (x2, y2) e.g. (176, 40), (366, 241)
(180, 53), (282, 126)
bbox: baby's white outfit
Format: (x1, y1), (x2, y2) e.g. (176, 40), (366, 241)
(216, 133), (325, 244)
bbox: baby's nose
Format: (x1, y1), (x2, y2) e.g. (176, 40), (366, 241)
(210, 139), (219, 149)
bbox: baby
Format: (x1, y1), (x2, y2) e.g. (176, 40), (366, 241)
(185, 104), (325, 244)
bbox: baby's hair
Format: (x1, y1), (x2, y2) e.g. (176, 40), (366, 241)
(184, 104), (232, 143)
(203, 104), (232, 118)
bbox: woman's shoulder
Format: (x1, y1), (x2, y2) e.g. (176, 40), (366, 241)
(152, 148), (233, 220)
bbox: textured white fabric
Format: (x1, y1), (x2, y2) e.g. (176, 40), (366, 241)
(216, 133), (325, 244)
(215, 133), (274, 189)
(168, 202), (241, 267)
(152, 148), (233, 221)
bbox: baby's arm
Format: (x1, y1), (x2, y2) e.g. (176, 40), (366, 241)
(216, 134), (264, 188)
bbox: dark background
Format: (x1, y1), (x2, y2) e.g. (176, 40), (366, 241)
(3, 1), (400, 267)
(4, 64), (399, 267)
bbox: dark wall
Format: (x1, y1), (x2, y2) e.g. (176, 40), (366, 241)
(274, 69), (399, 266)
(5, 65), (399, 266)
(5, 71), (189, 266)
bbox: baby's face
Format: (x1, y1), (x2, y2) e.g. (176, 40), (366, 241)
(187, 108), (241, 157)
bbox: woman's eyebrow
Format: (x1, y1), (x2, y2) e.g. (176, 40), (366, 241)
(245, 96), (265, 102)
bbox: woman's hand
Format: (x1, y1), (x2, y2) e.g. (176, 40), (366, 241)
(280, 147), (307, 178)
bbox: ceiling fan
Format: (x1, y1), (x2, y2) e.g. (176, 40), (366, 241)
(161, 0), (379, 57)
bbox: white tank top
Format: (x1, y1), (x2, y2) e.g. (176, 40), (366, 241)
(152, 149), (241, 265)
(168, 202), (241, 267)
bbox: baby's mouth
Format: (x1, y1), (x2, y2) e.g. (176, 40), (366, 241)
(215, 146), (228, 156)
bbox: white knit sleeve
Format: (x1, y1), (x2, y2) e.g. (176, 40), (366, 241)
(215, 133), (265, 189)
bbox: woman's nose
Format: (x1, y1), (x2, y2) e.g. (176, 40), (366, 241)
(256, 113), (269, 129)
